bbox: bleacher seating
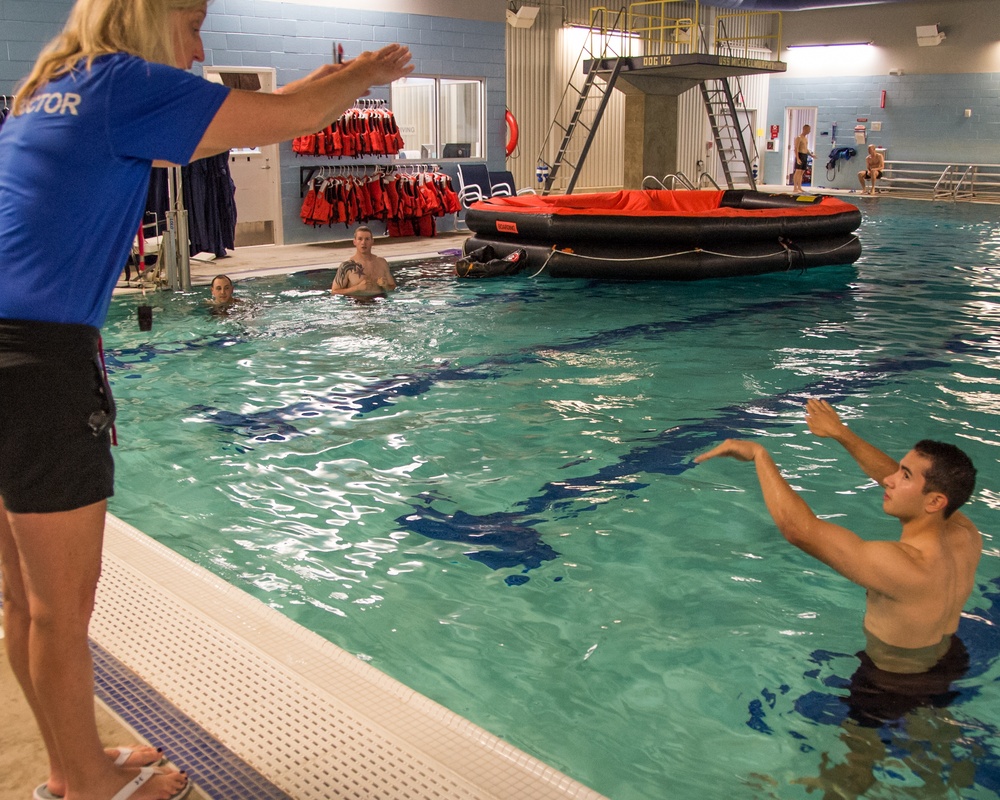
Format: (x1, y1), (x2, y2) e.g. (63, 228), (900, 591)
(878, 161), (1000, 202)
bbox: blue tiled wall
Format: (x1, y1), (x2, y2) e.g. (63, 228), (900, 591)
(765, 73), (1000, 189)
(200, 4), (505, 242)
(0, 0), (69, 88)
(1, 0), (505, 244)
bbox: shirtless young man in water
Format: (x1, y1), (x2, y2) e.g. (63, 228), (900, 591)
(330, 225), (396, 297)
(695, 399), (981, 675)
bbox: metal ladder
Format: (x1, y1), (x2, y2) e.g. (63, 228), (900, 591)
(699, 21), (758, 190)
(535, 7), (626, 195)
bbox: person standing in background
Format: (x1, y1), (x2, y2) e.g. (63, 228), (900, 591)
(793, 124), (813, 193)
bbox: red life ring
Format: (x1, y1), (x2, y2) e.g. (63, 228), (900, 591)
(505, 109), (519, 157)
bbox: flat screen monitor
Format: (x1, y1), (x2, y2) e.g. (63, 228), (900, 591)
(442, 142), (471, 158)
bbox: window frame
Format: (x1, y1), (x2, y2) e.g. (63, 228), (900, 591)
(390, 74), (486, 162)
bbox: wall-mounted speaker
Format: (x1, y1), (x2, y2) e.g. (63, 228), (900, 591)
(506, 5), (540, 29)
(916, 24), (945, 47)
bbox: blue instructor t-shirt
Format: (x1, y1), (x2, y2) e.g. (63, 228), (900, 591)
(0, 54), (230, 327)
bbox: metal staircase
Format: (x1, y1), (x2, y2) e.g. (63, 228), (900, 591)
(699, 77), (757, 189)
(699, 20), (759, 190)
(532, 3), (777, 194)
(535, 7), (626, 195)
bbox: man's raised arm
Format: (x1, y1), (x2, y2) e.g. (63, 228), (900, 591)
(805, 399), (898, 485)
(692, 438), (922, 596)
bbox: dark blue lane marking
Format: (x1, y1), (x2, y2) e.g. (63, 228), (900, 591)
(182, 366), (501, 445)
(170, 288), (852, 442)
(496, 287), (853, 358)
(747, 575), (1000, 793)
(396, 348), (956, 580)
(399, 504), (559, 575)
(183, 405), (307, 443)
(104, 336), (246, 370)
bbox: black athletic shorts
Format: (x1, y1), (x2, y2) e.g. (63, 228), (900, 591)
(0, 318), (115, 514)
(844, 636), (969, 728)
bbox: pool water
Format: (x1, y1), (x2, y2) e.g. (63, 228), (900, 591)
(103, 198), (1000, 799)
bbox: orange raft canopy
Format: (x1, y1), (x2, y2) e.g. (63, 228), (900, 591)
(462, 189), (862, 280)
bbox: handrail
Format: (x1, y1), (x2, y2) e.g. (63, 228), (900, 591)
(588, 5), (629, 48)
(592, 2), (783, 62)
(641, 172), (717, 190)
(627, 0), (700, 55)
(954, 165), (981, 200)
(712, 16), (760, 183)
(699, 172), (721, 189)
(933, 165), (956, 199)
(887, 160), (1000, 167)
(665, 171), (696, 189)
(715, 11), (782, 61)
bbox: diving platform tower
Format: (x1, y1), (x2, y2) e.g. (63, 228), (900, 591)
(536, 1), (786, 194)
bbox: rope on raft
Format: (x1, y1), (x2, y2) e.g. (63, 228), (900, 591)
(527, 249), (557, 278)
(526, 236), (860, 275)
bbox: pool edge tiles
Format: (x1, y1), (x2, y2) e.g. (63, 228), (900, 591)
(93, 514), (609, 800)
(90, 644), (295, 800)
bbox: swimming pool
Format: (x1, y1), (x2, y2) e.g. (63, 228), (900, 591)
(103, 198), (1000, 799)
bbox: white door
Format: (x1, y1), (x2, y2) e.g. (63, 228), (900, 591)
(202, 66), (284, 246)
(784, 107), (818, 187)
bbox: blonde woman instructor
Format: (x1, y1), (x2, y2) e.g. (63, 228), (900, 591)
(0, 1), (412, 798)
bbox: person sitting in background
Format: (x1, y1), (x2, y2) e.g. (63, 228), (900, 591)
(858, 145), (885, 195)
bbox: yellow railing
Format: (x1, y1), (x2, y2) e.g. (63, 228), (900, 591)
(588, 5), (620, 38)
(587, 3), (783, 61)
(585, 6), (631, 59)
(627, 0), (699, 56)
(715, 11), (782, 60)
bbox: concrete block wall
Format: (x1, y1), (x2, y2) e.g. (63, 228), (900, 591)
(764, 0), (1000, 191)
(765, 72), (1000, 190)
(0, 0), (68, 89)
(0, 0), (505, 245)
(199, 2), (505, 243)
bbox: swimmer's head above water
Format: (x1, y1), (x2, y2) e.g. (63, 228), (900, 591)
(210, 274), (236, 305)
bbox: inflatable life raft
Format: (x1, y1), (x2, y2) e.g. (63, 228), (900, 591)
(462, 189), (862, 280)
